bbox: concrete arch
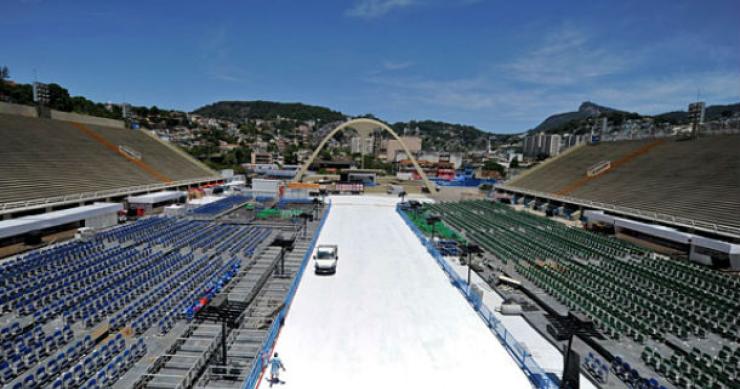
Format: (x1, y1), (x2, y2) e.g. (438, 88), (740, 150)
(294, 118), (436, 193)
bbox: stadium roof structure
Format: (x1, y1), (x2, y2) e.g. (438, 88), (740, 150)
(127, 191), (186, 205)
(0, 202), (122, 239)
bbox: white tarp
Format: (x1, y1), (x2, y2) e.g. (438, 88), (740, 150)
(267, 195), (531, 388)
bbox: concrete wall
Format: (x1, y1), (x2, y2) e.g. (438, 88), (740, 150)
(50, 109), (125, 128)
(0, 102), (38, 117)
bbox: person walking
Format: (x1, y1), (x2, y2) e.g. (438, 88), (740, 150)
(268, 352), (286, 386)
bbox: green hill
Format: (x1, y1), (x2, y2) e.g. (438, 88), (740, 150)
(390, 120), (507, 152)
(193, 100), (346, 123)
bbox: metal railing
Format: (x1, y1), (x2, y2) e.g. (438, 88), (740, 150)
(496, 185), (740, 239)
(0, 176), (222, 214)
(397, 206), (559, 389)
(594, 127), (740, 143)
(241, 202), (332, 389)
(118, 145), (142, 160)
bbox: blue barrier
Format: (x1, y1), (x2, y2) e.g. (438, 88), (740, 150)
(430, 177), (497, 187)
(396, 206), (559, 389)
(241, 202), (332, 389)
(276, 198), (315, 208)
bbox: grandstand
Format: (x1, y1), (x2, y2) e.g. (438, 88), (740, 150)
(406, 200), (740, 389)
(0, 113), (220, 216)
(0, 198), (329, 389)
(498, 135), (740, 237)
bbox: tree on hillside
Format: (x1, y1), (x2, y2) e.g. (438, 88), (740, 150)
(482, 160), (506, 177)
(283, 144), (300, 165)
(0, 66), (9, 82)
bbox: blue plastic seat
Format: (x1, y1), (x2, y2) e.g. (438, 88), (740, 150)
(83, 355), (94, 374)
(53, 329), (64, 346)
(96, 369), (107, 386)
(36, 365), (47, 383)
(83, 335), (93, 351)
(74, 363), (86, 384)
(92, 350), (102, 369)
(10, 355), (24, 374)
(62, 325), (73, 342)
(47, 358), (59, 376)
(56, 351), (67, 369)
(23, 347), (38, 366)
(122, 349), (132, 367)
(115, 333), (124, 350)
(24, 373), (36, 388)
(0, 361), (13, 382)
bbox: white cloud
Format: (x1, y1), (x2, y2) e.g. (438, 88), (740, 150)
(345, 0), (482, 18)
(200, 26), (249, 84)
(346, 0), (415, 18)
(362, 25), (739, 131)
(365, 74), (555, 121)
(588, 72), (740, 114)
(502, 25), (632, 86)
(382, 60), (414, 70)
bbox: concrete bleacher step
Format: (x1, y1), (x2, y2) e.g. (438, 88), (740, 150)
(505, 135), (740, 230)
(0, 113), (217, 206)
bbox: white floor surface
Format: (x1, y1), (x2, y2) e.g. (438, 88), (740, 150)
(261, 195), (532, 389)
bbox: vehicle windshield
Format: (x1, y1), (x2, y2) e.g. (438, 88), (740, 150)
(316, 249), (335, 259)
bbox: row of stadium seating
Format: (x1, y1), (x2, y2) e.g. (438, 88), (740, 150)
(191, 195), (251, 215)
(0, 114), (217, 204)
(642, 345), (740, 389)
(2, 336), (147, 389)
(85, 123), (212, 181)
(416, 200), (740, 388)
(505, 135), (740, 229)
(513, 140), (651, 193)
(0, 214), (275, 388)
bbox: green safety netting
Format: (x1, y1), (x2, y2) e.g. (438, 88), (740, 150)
(256, 208), (303, 219)
(404, 210), (466, 243)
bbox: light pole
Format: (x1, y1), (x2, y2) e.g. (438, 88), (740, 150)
(463, 243), (482, 286)
(409, 200), (421, 220)
(312, 198), (321, 220)
(299, 212), (313, 239)
(426, 215), (441, 242)
(273, 233), (296, 277)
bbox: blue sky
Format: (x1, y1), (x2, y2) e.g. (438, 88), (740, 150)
(2, 0), (739, 133)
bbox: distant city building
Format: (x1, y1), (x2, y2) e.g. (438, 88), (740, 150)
(32, 82), (49, 105)
(121, 103), (132, 119)
(351, 135), (375, 155)
(523, 133), (562, 158)
(688, 101), (706, 136)
(251, 151), (273, 165)
(384, 136), (422, 161)
(562, 134), (588, 148)
(393, 151), (463, 169)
